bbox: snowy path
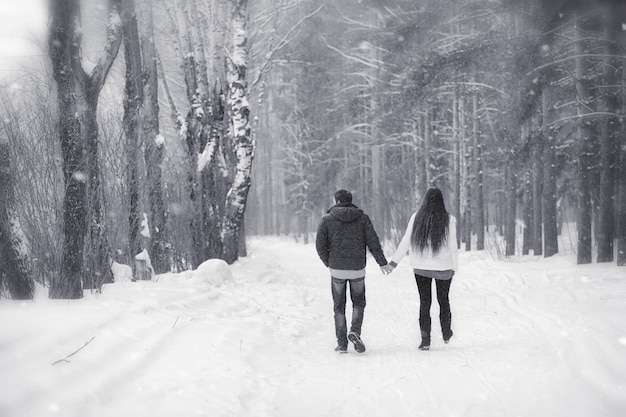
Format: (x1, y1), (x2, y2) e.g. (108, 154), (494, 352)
(1, 237), (625, 417)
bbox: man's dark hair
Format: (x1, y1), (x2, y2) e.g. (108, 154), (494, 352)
(334, 189), (352, 204)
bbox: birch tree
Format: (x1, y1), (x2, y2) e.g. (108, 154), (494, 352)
(163, 0), (224, 266)
(222, 0), (252, 264)
(162, 0), (252, 265)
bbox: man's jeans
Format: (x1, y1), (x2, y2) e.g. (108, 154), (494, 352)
(331, 277), (366, 345)
(415, 274), (453, 340)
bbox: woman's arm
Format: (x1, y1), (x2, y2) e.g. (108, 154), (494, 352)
(449, 215), (459, 272)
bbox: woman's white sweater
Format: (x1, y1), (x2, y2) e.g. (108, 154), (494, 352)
(390, 213), (459, 272)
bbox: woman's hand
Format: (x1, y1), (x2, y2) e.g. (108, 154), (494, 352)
(381, 264), (395, 275)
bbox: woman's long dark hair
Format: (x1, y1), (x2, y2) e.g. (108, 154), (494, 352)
(410, 188), (450, 254)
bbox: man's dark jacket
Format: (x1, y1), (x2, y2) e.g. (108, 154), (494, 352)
(316, 203), (388, 271)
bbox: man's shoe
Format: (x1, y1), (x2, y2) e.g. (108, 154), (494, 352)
(443, 329), (453, 344)
(348, 331), (366, 353)
(334, 344), (348, 353)
(419, 330), (430, 351)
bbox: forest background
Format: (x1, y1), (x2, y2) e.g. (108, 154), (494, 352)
(1, 0), (625, 300)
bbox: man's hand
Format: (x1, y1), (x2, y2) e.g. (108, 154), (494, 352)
(381, 264), (395, 275)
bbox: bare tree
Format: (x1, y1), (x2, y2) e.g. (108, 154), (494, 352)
(522, 167), (533, 255)
(0, 135), (33, 299)
(121, 0), (170, 274)
(139, 0), (169, 273)
(48, 0), (123, 297)
(473, 89), (485, 250)
(596, 5), (621, 263)
(617, 5), (626, 267)
(505, 161), (517, 257)
(532, 122), (543, 256)
(542, 83), (558, 257)
(575, 14), (594, 265)
(122, 0), (144, 266)
(1, 76), (64, 291)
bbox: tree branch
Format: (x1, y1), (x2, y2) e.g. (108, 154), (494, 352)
(89, 0), (124, 93)
(52, 337), (96, 365)
(250, 3), (326, 93)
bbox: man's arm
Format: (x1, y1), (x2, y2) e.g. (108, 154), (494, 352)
(315, 219), (330, 267)
(363, 215), (388, 266)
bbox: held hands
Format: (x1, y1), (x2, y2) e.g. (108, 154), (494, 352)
(380, 264), (395, 275)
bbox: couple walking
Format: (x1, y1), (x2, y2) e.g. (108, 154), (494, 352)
(315, 188), (458, 353)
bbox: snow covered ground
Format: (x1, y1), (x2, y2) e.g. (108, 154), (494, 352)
(1, 236), (625, 417)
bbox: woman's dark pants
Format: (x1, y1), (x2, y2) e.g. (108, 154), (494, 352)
(415, 274), (453, 343)
(332, 277), (366, 346)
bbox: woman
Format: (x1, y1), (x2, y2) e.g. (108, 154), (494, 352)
(388, 188), (458, 350)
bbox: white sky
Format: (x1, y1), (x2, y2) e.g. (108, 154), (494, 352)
(0, 0), (47, 81)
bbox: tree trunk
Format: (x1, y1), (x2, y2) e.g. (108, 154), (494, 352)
(175, 0), (227, 267)
(505, 164), (517, 257)
(49, 0), (86, 298)
(122, 0), (144, 267)
(532, 118), (544, 256)
(369, 24), (384, 237)
(222, 0), (252, 264)
(415, 115), (425, 198)
(597, 7), (620, 263)
(424, 108), (432, 188)
(542, 85), (558, 257)
(453, 89), (461, 248)
(617, 6), (626, 266)
(84, 96), (115, 289)
(575, 17), (594, 265)
(473, 89), (484, 250)
(177, 0), (201, 267)
(522, 169), (533, 255)
(371, 145), (384, 238)
(48, 0), (122, 296)
(0, 141), (34, 299)
(175, 0), (211, 267)
(461, 97), (471, 251)
(140, 0), (169, 273)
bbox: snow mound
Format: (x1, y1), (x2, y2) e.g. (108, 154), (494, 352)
(194, 258), (234, 287)
(159, 259), (234, 288)
(111, 261), (133, 282)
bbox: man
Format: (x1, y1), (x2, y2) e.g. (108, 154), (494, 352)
(316, 189), (392, 353)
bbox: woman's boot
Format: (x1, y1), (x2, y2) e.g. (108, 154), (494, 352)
(419, 330), (430, 350)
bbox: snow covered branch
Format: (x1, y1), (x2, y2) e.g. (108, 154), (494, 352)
(87, 0), (124, 92)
